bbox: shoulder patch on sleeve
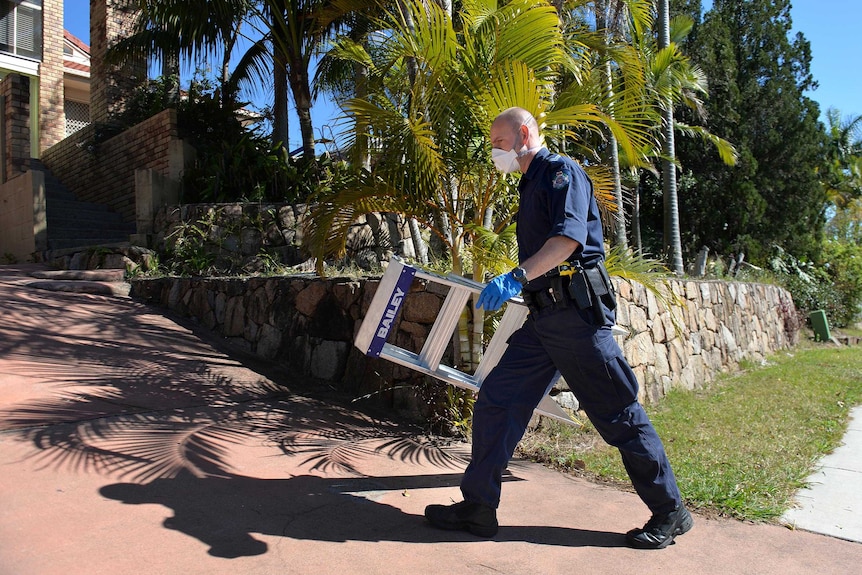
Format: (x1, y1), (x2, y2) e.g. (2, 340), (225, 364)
(552, 170), (570, 190)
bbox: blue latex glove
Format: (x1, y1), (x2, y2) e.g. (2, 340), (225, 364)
(476, 272), (522, 311)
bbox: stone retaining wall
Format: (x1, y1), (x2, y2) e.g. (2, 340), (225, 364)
(148, 203), (421, 274)
(130, 272), (799, 414)
(615, 278), (798, 403)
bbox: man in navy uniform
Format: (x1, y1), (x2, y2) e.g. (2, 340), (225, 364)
(425, 107), (692, 550)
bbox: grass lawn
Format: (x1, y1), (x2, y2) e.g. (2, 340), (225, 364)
(517, 339), (862, 522)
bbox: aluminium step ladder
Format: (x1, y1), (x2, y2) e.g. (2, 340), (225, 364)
(354, 257), (577, 424)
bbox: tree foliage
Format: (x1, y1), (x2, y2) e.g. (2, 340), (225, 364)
(647, 0), (827, 264)
(307, 0), (652, 277)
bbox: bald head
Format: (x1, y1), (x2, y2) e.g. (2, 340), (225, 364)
(492, 107), (539, 137)
(489, 108), (542, 172)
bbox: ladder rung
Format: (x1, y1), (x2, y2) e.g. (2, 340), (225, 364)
(418, 286), (471, 371)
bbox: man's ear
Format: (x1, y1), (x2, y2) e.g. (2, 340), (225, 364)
(520, 123), (530, 145)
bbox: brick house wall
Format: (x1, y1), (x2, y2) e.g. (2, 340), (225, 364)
(41, 108), (182, 223)
(0, 73), (45, 261)
(39, 0), (66, 151)
(89, 0), (146, 124)
(1, 74), (31, 179)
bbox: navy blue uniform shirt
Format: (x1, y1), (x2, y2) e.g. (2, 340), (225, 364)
(515, 148), (605, 290)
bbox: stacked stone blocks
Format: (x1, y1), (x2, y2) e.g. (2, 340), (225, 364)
(150, 203), (417, 273)
(130, 270), (798, 414)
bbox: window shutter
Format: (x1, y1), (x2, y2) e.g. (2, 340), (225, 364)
(0, 3), (13, 51)
(17, 4), (41, 59)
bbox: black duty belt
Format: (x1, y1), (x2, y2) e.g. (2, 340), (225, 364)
(521, 260), (616, 324)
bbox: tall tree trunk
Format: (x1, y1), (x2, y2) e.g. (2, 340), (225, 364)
(354, 61), (371, 170)
(161, 52), (180, 106)
(399, 1), (419, 86)
(658, 0), (684, 274)
(221, 27), (238, 102)
(220, 38), (235, 108)
(398, 0), (431, 264)
(408, 217), (428, 263)
(289, 58), (316, 159)
(605, 61), (627, 249)
(272, 50), (289, 151)
(633, 170), (644, 253)
(597, 2), (628, 249)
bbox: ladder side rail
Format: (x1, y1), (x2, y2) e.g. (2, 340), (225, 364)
(380, 344), (479, 392)
(472, 303), (529, 384)
(354, 259), (415, 357)
(413, 269), (485, 293)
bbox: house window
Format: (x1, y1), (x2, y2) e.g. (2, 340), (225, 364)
(0, 1), (42, 61)
(65, 99), (89, 136)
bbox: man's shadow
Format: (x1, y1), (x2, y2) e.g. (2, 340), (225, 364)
(100, 471), (626, 558)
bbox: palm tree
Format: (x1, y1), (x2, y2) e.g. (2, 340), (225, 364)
(106, 0), (286, 143)
(107, 0), (345, 158)
(259, 0), (371, 159)
(107, 0), (254, 99)
(622, 8), (737, 253)
(553, 1), (656, 249)
(593, 0), (648, 249)
(823, 107), (862, 209)
(655, 0), (685, 273)
(307, 0), (653, 368)
(314, 1), (380, 169)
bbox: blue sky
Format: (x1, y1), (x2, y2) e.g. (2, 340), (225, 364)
(64, 1), (861, 150)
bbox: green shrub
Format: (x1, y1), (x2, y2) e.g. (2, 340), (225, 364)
(821, 240), (862, 327)
(763, 245), (860, 328)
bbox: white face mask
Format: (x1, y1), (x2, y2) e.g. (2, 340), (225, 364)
(491, 124), (540, 173)
(492, 147), (521, 173)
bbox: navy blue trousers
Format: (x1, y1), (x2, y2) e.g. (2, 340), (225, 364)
(460, 303), (681, 514)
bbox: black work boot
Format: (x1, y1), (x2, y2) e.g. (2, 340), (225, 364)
(424, 500), (499, 537)
(625, 505), (693, 549)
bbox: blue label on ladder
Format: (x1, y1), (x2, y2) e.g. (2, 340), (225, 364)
(366, 265), (417, 357)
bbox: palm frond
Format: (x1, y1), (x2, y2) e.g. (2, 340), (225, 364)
(465, 222), (518, 276)
(494, 1), (567, 75)
(675, 122), (739, 166)
(480, 60), (550, 121)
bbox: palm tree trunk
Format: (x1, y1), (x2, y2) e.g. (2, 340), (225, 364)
(408, 217), (428, 263)
(289, 59), (316, 159)
(354, 61), (371, 170)
(272, 50), (289, 151)
(658, 0), (684, 274)
(596, 3), (627, 249)
(161, 52), (180, 106)
(633, 170), (644, 253)
(398, 0), (431, 264)
(606, 61), (627, 249)
(399, 1), (419, 86)
(221, 25), (239, 103)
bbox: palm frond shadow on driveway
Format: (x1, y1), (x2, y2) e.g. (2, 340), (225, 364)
(0, 283), (468, 483)
(1, 274), (627, 554)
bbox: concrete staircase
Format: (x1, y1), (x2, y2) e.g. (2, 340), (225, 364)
(26, 268), (131, 297)
(34, 161), (136, 251)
